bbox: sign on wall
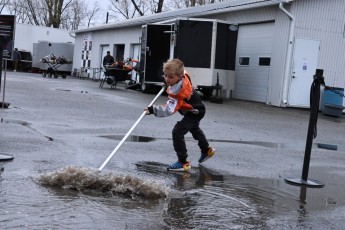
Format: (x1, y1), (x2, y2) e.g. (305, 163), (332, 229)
(82, 33), (92, 68)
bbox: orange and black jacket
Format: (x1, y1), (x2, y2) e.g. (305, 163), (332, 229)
(148, 73), (205, 118)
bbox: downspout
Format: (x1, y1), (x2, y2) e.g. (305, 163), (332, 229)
(69, 32), (75, 38)
(279, 1), (295, 106)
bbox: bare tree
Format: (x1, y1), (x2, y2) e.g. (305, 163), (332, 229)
(85, 1), (101, 28)
(7, 0), (29, 23)
(43, 0), (73, 28)
(24, 0), (48, 26)
(108, 0), (150, 20)
(108, 0), (226, 21)
(0, 0), (10, 13)
(61, 0), (87, 30)
(109, 0), (145, 19)
(5, 0), (226, 30)
(13, 0), (73, 28)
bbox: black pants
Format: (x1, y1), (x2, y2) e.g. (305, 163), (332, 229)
(172, 114), (209, 163)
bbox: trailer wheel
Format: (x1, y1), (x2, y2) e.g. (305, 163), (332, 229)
(42, 72), (46, 78)
(140, 75), (151, 93)
(141, 81), (152, 93)
(54, 73), (58, 78)
(201, 88), (213, 99)
(48, 73), (52, 78)
(62, 74), (66, 79)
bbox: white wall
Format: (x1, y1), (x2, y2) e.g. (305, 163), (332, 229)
(72, 0), (345, 107)
(73, 26), (142, 77)
(292, 0), (345, 90)
(14, 23), (75, 53)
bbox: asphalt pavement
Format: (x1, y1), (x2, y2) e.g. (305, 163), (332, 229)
(1, 71), (345, 180)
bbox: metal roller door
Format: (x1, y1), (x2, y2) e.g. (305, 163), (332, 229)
(233, 22), (274, 103)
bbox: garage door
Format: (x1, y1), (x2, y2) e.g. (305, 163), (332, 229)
(233, 22), (274, 103)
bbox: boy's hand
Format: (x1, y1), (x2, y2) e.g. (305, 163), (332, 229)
(145, 106), (154, 115)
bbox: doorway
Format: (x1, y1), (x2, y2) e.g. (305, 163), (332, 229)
(114, 44), (125, 61)
(288, 38), (320, 107)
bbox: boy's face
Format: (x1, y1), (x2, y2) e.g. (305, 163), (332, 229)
(164, 74), (182, 86)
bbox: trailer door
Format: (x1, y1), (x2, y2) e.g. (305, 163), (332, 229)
(174, 20), (213, 68)
(140, 24), (171, 91)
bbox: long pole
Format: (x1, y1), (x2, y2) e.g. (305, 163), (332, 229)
(2, 59), (7, 108)
(98, 86), (166, 172)
(301, 70), (322, 181)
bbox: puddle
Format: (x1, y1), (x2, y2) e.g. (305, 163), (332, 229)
(1, 118), (53, 141)
(99, 134), (155, 142)
(1, 118), (30, 126)
(2, 162), (344, 229)
(0, 153), (14, 162)
(55, 88), (72, 92)
(55, 88), (88, 93)
(134, 162), (345, 228)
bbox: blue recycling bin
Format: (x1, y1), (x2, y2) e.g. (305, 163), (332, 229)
(322, 87), (344, 117)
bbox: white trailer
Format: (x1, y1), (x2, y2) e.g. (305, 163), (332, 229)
(32, 41), (74, 73)
(139, 18), (238, 98)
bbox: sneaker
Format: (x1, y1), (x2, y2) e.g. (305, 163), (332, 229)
(198, 146), (215, 163)
(167, 161), (191, 172)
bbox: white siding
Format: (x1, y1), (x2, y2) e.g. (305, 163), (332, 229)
(233, 22), (274, 102)
(73, 27), (142, 77)
(292, 0), (345, 92)
(14, 23), (74, 53)
(73, 0), (345, 107)
(207, 6), (289, 106)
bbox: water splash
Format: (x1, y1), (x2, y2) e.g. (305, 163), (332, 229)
(35, 166), (170, 198)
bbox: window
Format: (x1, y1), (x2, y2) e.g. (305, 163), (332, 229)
(238, 57), (250, 66)
(259, 57), (271, 66)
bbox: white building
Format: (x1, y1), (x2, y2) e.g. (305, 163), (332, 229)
(73, 0), (345, 108)
(14, 23), (74, 54)
(11, 23), (75, 72)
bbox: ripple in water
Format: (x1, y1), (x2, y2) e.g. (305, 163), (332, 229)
(35, 166), (170, 198)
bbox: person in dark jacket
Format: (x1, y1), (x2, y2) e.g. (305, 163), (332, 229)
(12, 48), (21, 72)
(103, 51), (114, 66)
(145, 59), (215, 171)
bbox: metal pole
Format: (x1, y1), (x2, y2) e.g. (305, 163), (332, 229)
(2, 59), (7, 109)
(0, 36), (3, 93)
(98, 86), (166, 172)
(284, 69), (324, 187)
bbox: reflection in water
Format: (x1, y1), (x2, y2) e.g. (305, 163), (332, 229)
(135, 162), (279, 229)
(0, 164), (343, 229)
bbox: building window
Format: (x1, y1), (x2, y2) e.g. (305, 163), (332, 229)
(259, 57), (271, 66)
(239, 57), (250, 66)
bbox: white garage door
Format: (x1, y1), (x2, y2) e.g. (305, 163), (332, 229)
(233, 22), (274, 103)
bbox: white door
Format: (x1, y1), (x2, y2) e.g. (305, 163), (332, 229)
(233, 22), (274, 103)
(131, 44), (141, 81)
(100, 45), (110, 79)
(288, 38), (320, 107)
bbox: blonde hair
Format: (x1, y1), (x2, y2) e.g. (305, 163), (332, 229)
(163, 59), (184, 77)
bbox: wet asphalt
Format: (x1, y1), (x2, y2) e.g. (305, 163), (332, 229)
(1, 71), (345, 227)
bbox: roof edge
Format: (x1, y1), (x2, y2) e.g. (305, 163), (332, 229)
(74, 0), (286, 34)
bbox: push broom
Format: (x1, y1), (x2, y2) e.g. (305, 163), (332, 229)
(98, 86), (166, 172)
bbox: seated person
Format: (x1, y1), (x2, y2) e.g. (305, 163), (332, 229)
(103, 51), (114, 66)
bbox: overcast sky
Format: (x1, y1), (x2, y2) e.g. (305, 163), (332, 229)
(87, 0), (111, 26)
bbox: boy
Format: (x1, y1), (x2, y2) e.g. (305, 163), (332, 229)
(145, 59), (215, 171)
